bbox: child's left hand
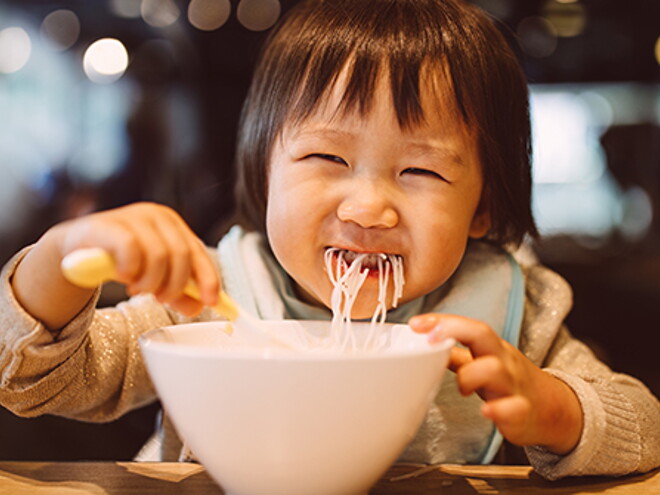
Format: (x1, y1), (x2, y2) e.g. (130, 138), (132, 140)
(409, 313), (583, 455)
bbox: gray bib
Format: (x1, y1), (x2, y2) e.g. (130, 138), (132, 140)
(218, 226), (524, 464)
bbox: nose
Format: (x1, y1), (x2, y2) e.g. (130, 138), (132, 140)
(336, 182), (399, 229)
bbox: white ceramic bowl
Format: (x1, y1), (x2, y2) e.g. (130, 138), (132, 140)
(140, 320), (453, 495)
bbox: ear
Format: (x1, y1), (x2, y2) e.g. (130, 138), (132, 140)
(468, 195), (491, 239)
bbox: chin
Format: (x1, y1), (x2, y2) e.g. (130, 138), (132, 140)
(301, 281), (398, 320)
(347, 297), (390, 320)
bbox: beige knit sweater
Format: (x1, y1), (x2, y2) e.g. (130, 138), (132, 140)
(0, 246), (658, 480)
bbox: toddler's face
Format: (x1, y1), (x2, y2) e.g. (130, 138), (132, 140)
(265, 74), (490, 318)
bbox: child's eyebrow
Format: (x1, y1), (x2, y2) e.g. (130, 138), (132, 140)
(287, 128), (354, 142)
(404, 142), (466, 166)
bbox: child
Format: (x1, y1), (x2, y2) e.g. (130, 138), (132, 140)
(1, 0), (658, 480)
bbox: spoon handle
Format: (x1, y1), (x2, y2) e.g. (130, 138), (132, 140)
(60, 247), (239, 321)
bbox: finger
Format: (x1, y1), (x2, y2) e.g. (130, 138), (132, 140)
(111, 233), (144, 283)
(157, 207), (220, 307)
(123, 220), (168, 295)
(481, 395), (533, 446)
(448, 347), (473, 373)
(188, 236), (220, 307)
(408, 313), (442, 333)
(60, 219), (143, 283)
(455, 355), (513, 399)
(425, 314), (506, 359)
(482, 395), (531, 424)
(150, 214), (193, 302)
(168, 294), (205, 317)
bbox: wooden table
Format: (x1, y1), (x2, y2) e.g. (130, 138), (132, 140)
(0, 461), (656, 494)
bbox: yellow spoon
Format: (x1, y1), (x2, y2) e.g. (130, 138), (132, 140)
(60, 248), (300, 349)
(60, 247), (238, 319)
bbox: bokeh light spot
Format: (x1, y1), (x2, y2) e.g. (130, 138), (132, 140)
(141, 0), (180, 28)
(40, 9), (80, 51)
(83, 38), (129, 84)
(542, 0), (587, 38)
(237, 0), (281, 32)
(110, 0), (142, 19)
(517, 16), (558, 58)
(0, 27), (31, 74)
(188, 0), (231, 31)
(620, 187), (652, 241)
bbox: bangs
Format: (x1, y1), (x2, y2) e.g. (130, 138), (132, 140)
(266, 0), (463, 131)
(290, 47), (427, 130)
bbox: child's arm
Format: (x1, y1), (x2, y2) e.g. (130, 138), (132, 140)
(11, 202), (220, 331)
(409, 313), (583, 455)
(0, 257), (180, 421)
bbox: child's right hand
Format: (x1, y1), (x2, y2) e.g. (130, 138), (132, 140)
(11, 202), (220, 331)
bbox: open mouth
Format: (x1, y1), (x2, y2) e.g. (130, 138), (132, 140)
(324, 248), (405, 283)
(323, 247), (406, 316)
(325, 248), (401, 272)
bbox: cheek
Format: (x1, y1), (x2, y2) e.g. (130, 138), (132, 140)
(265, 183), (293, 253)
(265, 167), (287, 249)
(265, 173), (319, 269)
(403, 213), (471, 293)
(266, 200), (300, 288)
(265, 163), (295, 230)
(267, 173), (306, 234)
(266, 163), (332, 235)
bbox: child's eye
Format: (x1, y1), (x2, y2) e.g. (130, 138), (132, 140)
(307, 153), (347, 165)
(402, 167), (447, 181)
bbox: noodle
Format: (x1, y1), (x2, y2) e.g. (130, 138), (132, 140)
(324, 248), (405, 351)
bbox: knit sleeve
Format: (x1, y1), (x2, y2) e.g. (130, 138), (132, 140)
(519, 265), (660, 479)
(525, 329), (660, 479)
(0, 247), (170, 422)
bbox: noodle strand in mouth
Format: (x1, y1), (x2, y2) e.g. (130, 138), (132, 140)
(324, 248), (405, 351)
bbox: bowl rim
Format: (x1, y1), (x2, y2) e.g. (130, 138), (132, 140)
(138, 321), (455, 362)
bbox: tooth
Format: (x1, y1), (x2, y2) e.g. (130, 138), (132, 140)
(330, 249), (397, 268)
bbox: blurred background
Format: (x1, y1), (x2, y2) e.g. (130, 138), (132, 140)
(0, 0), (658, 460)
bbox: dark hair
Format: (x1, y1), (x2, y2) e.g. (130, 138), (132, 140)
(234, 0), (537, 246)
